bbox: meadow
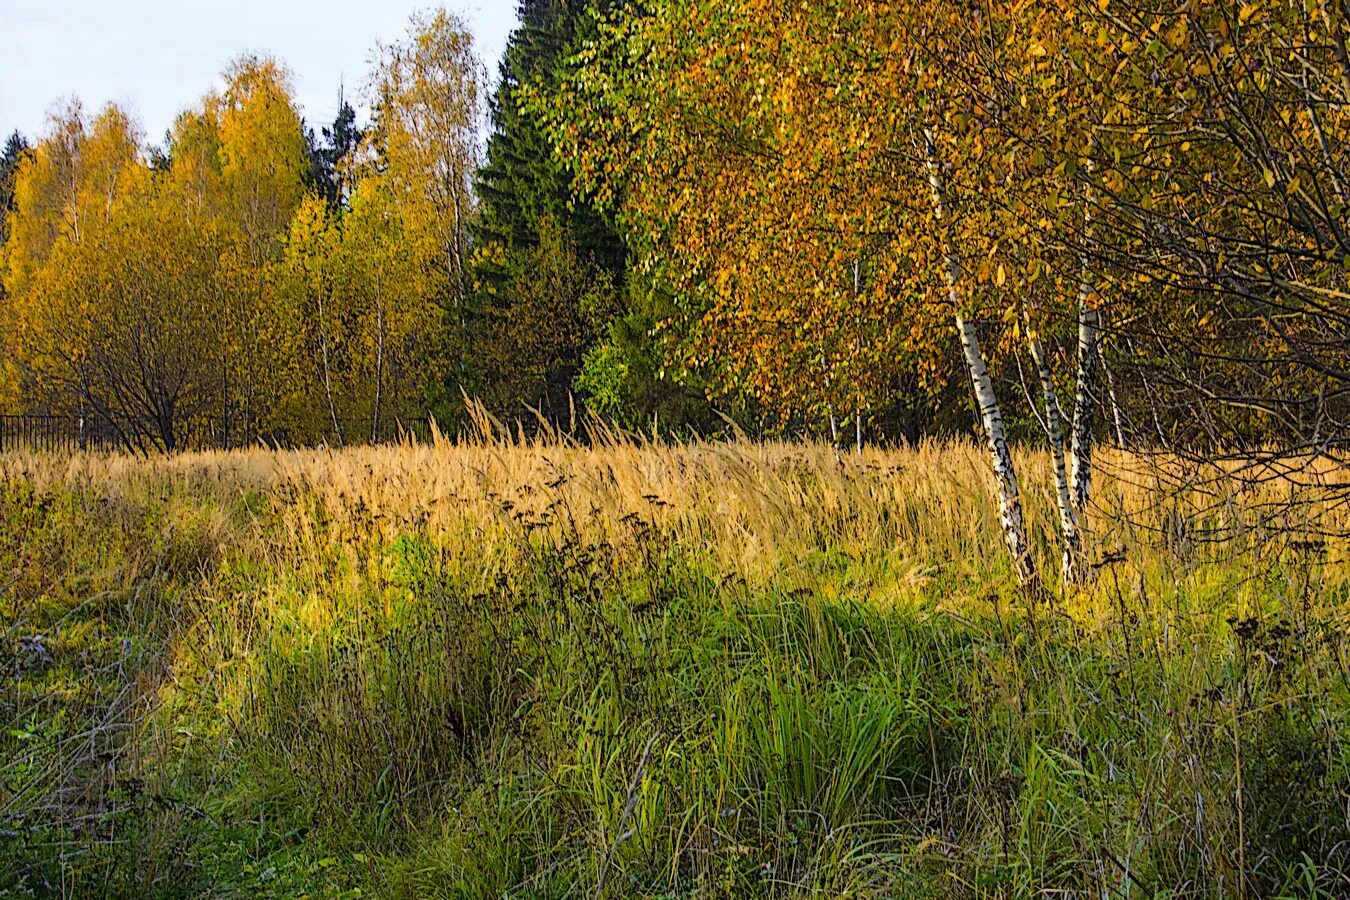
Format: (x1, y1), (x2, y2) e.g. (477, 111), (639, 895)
(1, 429), (1346, 898)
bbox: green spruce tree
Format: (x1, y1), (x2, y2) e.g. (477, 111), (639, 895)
(474, 0), (712, 432)
(0, 130), (31, 251)
(305, 91), (362, 210)
(474, 1), (625, 281)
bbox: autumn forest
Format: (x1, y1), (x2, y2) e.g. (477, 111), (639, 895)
(2, 1), (1348, 896)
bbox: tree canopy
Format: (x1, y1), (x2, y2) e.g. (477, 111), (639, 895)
(0, 0), (1342, 510)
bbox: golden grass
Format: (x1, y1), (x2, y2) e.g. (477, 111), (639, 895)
(3, 434), (1344, 608)
(2, 435), (1348, 896)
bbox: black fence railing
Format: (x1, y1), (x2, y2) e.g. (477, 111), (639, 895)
(0, 415), (122, 453)
(0, 414), (439, 454)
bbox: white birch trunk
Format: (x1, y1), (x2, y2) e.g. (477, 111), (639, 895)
(958, 316), (1038, 588)
(372, 274), (385, 445)
(316, 277), (342, 446)
(853, 261), (864, 456)
(822, 358), (842, 462)
(925, 128), (1038, 589)
(1028, 330), (1084, 583)
(1104, 353), (1127, 449)
(1069, 152), (1102, 514)
(1070, 295), (1101, 514)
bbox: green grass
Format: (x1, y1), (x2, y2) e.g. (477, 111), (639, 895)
(1, 442), (1347, 897)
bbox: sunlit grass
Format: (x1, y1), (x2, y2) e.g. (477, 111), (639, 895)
(1, 434), (1346, 896)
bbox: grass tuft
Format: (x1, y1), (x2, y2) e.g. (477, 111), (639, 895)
(1, 438), (1346, 896)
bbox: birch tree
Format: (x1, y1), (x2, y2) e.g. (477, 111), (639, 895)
(542, 0), (1054, 585)
(363, 10), (484, 328)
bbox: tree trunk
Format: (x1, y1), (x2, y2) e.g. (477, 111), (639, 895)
(372, 276), (385, 445)
(221, 350), (233, 449)
(1070, 150), (1102, 514)
(1070, 303), (1101, 513)
(852, 261), (863, 455)
(316, 277), (342, 446)
(822, 357), (842, 462)
(1104, 353), (1127, 449)
(958, 317), (1038, 588)
(925, 128), (1038, 590)
(1028, 329), (1083, 584)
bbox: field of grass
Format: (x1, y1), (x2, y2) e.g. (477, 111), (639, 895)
(1, 434), (1347, 897)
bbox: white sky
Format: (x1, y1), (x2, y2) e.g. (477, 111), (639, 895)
(0, 0), (520, 145)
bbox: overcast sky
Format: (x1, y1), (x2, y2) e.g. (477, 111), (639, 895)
(0, 0), (519, 145)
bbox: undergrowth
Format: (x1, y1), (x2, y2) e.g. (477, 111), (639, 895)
(1, 440), (1346, 897)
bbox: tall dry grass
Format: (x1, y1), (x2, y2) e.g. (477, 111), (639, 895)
(1, 434), (1346, 896)
(7, 430), (1343, 583)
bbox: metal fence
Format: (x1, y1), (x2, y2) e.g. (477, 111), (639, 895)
(0, 415), (121, 453)
(0, 414), (439, 454)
